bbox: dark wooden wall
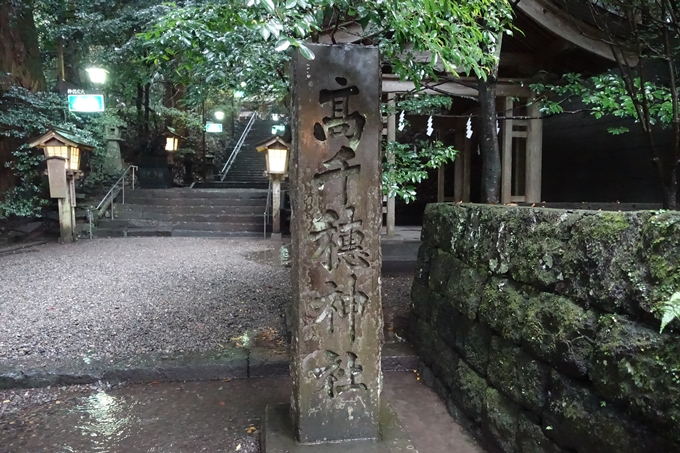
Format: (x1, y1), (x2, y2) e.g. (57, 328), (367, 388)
(542, 102), (673, 204)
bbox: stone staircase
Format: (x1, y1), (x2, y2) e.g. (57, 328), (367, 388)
(198, 117), (282, 189)
(91, 115), (285, 238)
(94, 188), (267, 238)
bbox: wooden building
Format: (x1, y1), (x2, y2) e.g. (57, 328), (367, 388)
(320, 0), (650, 231)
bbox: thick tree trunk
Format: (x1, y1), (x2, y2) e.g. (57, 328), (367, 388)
(136, 83), (144, 137)
(144, 83), (151, 135)
(478, 76), (501, 203)
(0, 0), (45, 91)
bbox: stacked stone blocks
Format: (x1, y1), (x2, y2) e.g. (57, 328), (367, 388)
(412, 203), (680, 452)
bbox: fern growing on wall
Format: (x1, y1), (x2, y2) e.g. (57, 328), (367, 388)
(659, 292), (680, 333)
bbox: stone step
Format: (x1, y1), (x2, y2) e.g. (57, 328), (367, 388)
(93, 228), (262, 239)
(195, 182), (270, 189)
(98, 219), (263, 232)
(113, 212), (264, 223)
(122, 188), (267, 200)
(115, 205), (265, 216)
(120, 197), (267, 208)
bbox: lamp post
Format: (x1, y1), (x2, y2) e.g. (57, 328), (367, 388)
(257, 137), (289, 240)
(28, 130), (92, 243)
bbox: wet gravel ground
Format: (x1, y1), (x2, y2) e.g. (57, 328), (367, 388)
(0, 237), (414, 419)
(0, 238), (291, 362)
(0, 238), (413, 364)
(0, 378), (278, 453)
(0, 373), (483, 453)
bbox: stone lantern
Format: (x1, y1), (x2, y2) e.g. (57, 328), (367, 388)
(256, 136), (290, 240)
(28, 129), (93, 243)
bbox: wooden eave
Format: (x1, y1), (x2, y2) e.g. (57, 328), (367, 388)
(382, 74), (534, 98)
(256, 136), (289, 152)
(28, 130), (95, 151)
(515, 0), (639, 64)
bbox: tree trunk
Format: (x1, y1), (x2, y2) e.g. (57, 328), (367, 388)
(144, 82), (151, 135)
(666, 167), (678, 209)
(0, 0), (45, 91)
(478, 76), (501, 203)
(136, 83), (144, 136)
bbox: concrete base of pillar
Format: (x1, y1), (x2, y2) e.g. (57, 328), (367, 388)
(262, 401), (414, 452)
(269, 233), (283, 242)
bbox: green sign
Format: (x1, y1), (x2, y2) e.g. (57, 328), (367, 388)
(271, 124), (286, 135)
(68, 94), (105, 112)
(205, 123), (223, 133)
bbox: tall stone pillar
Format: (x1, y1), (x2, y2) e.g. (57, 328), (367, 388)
(290, 44), (383, 444)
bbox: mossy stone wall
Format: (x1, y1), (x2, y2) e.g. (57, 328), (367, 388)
(412, 203), (680, 453)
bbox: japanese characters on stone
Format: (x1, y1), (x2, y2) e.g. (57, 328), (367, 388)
(309, 76), (370, 399)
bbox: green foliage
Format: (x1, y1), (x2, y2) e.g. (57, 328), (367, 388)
(0, 86), (126, 216)
(141, 0), (515, 102)
(383, 95), (453, 117)
(659, 292), (680, 333)
(0, 147), (48, 220)
(383, 140), (457, 203)
(532, 72), (676, 127)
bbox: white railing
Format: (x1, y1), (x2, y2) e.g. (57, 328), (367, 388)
(87, 165), (138, 239)
(219, 113), (257, 182)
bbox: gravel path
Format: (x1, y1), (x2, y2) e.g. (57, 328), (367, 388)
(0, 238), (413, 365)
(0, 238), (291, 362)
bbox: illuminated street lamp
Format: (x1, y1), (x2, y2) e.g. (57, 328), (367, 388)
(85, 67), (108, 85)
(234, 90), (245, 99)
(257, 136), (290, 240)
(28, 129), (93, 243)
(214, 110), (225, 121)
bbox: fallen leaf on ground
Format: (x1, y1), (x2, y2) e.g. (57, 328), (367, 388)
(247, 426), (257, 435)
(236, 444), (242, 451)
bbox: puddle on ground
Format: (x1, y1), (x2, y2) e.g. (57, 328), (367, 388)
(243, 245), (291, 267)
(0, 379), (290, 453)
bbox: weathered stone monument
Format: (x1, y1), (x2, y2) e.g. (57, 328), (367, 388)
(272, 43), (385, 447)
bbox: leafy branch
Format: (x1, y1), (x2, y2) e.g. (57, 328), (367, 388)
(383, 140), (457, 203)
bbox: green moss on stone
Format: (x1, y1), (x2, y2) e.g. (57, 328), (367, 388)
(544, 370), (665, 453)
(488, 336), (549, 414)
(521, 293), (596, 378)
(453, 359), (488, 424)
(643, 213), (680, 311)
(445, 262), (489, 320)
(557, 212), (643, 314)
(483, 386), (519, 453)
(517, 412), (562, 453)
(456, 320), (492, 376)
(431, 336), (460, 392)
(435, 301), (463, 351)
(480, 278), (530, 345)
(591, 314), (680, 441)
(428, 251), (458, 294)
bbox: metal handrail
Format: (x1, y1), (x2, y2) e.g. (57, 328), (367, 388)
(219, 113), (257, 182)
(87, 165), (138, 239)
(263, 179), (272, 239)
